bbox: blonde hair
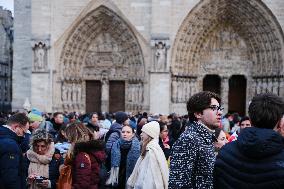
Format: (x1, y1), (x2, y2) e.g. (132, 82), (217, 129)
(65, 122), (94, 143)
(141, 136), (153, 158)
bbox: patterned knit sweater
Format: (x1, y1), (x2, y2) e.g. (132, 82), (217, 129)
(169, 121), (216, 189)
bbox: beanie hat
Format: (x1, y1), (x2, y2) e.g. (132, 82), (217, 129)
(141, 121), (160, 139)
(30, 129), (53, 146)
(28, 108), (43, 122)
(115, 111), (128, 124)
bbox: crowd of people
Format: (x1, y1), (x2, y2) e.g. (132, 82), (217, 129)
(0, 91), (283, 189)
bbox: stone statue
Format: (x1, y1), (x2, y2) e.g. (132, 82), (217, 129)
(62, 85), (68, 102)
(155, 42), (166, 71)
(34, 42), (46, 71)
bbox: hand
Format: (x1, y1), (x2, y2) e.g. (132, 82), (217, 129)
(27, 174), (37, 184)
(94, 131), (100, 140)
(36, 179), (49, 188)
(164, 144), (170, 149)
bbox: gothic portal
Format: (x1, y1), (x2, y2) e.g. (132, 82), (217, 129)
(171, 0), (284, 114)
(59, 6), (145, 113)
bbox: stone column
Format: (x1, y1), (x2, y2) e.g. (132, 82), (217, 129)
(279, 77), (284, 97)
(220, 76), (229, 114)
(101, 79), (109, 112)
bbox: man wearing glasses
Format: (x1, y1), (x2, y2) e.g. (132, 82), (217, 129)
(0, 113), (30, 189)
(169, 91), (223, 189)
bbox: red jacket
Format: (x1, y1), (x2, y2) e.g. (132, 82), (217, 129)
(72, 140), (106, 189)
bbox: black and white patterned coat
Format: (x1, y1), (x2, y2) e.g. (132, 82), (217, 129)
(169, 121), (216, 189)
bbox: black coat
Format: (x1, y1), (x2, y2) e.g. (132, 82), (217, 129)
(0, 126), (26, 189)
(214, 127), (284, 189)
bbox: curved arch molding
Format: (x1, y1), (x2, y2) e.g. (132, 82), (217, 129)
(59, 6), (145, 112)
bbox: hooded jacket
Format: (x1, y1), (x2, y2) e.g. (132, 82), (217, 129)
(72, 140), (106, 189)
(0, 126), (26, 189)
(214, 127), (284, 189)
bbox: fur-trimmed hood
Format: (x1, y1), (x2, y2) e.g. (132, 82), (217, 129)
(73, 139), (105, 156)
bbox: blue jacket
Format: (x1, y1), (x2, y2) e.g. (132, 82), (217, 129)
(0, 126), (26, 189)
(105, 122), (122, 154)
(169, 121), (216, 189)
(214, 127), (284, 189)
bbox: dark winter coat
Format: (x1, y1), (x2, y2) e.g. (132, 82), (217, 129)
(25, 149), (64, 189)
(72, 140), (106, 189)
(214, 127), (284, 189)
(169, 121), (216, 189)
(0, 126), (26, 189)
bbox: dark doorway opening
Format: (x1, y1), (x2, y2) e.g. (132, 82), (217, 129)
(203, 75), (221, 96)
(109, 81), (125, 113)
(229, 75), (247, 116)
(86, 80), (101, 113)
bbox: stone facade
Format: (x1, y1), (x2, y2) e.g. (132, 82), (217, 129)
(0, 7), (13, 112)
(13, 0), (284, 114)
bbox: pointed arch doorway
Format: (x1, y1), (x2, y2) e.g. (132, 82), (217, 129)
(228, 75), (247, 116)
(203, 75), (221, 96)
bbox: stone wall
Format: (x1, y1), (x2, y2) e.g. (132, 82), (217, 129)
(0, 7), (13, 112)
(13, 0), (32, 111)
(12, 0), (284, 114)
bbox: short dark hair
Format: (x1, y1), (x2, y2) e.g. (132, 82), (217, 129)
(215, 127), (222, 139)
(248, 93), (284, 129)
(7, 113), (29, 127)
(158, 121), (167, 132)
(239, 116), (250, 126)
(187, 91), (221, 122)
(53, 112), (63, 118)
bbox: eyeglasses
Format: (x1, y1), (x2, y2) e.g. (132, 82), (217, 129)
(207, 105), (224, 112)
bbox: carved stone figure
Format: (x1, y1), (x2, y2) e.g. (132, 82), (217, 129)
(34, 42), (46, 71)
(155, 42), (166, 71)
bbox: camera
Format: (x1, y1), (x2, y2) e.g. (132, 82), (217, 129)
(35, 176), (47, 183)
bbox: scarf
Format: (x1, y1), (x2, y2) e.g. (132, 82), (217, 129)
(162, 136), (169, 148)
(127, 139), (169, 189)
(107, 137), (140, 185)
(27, 142), (55, 189)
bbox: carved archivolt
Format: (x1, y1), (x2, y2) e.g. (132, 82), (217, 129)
(59, 6), (145, 112)
(171, 0), (284, 77)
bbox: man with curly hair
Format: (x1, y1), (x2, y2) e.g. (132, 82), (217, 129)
(169, 91), (223, 189)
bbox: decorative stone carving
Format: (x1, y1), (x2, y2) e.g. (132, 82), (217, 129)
(126, 82), (144, 112)
(171, 76), (197, 103)
(151, 36), (170, 72)
(171, 0), (283, 77)
(33, 42), (48, 72)
(60, 6), (145, 112)
(155, 42), (166, 71)
(253, 76), (282, 96)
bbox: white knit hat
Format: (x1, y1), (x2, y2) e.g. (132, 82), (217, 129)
(141, 121), (160, 139)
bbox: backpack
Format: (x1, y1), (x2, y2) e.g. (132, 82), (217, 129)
(57, 153), (91, 189)
(56, 164), (72, 189)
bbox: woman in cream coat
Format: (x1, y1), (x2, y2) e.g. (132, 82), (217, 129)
(127, 121), (169, 189)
